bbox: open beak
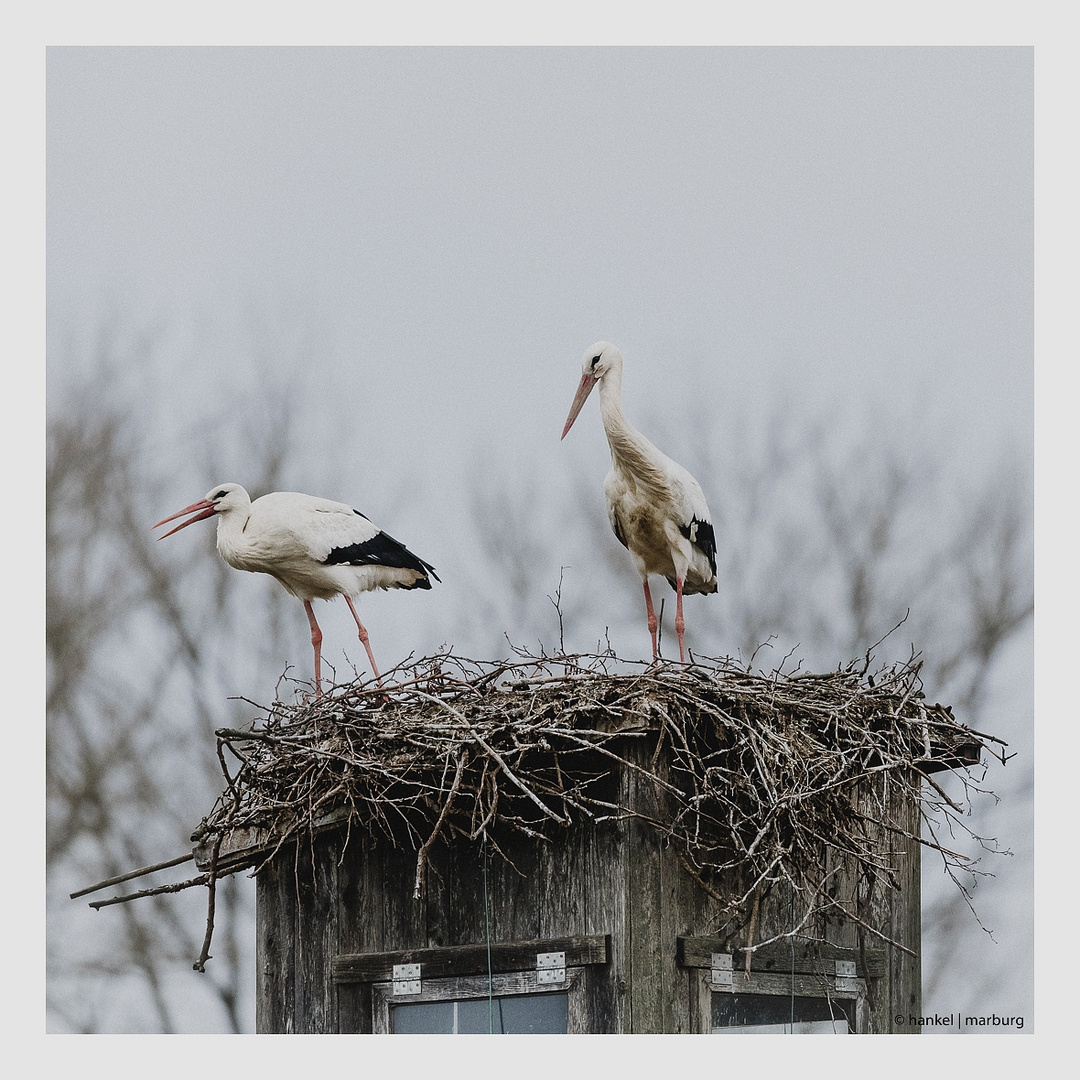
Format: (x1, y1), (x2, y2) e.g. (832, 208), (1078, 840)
(561, 372), (597, 440)
(152, 499), (217, 539)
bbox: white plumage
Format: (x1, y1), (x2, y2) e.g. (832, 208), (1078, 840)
(561, 342), (717, 663)
(153, 483), (439, 693)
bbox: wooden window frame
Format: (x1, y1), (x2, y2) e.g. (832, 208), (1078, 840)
(693, 970), (864, 1033)
(677, 936), (878, 1034)
(334, 934), (609, 1035)
(372, 970), (579, 1034)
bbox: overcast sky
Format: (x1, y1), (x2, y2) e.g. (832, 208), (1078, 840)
(47, 46), (1032, 481)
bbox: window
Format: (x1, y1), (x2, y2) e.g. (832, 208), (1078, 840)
(333, 934), (608, 1035)
(711, 992), (853, 1034)
(391, 986), (569, 1034)
(678, 936), (873, 1035)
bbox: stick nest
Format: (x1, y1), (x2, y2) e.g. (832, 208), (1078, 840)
(201, 647), (1004, 945)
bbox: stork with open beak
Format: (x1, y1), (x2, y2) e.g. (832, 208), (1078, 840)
(153, 483), (439, 694)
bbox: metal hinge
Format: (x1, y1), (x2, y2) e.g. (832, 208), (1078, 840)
(537, 951), (566, 985)
(710, 952), (733, 990)
(392, 963), (421, 995)
(835, 960), (859, 992)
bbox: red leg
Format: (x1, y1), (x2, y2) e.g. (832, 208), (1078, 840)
(643, 578), (659, 661)
(674, 576), (686, 664)
(344, 595), (384, 686)
(303, 600), (324, 695)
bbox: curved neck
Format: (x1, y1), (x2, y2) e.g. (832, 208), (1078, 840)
(214, 503), (253, 565)
(597, 363), (669, 496)
(597, 356), (629, 440)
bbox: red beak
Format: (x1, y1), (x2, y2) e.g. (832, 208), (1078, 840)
(152, 499), (217, 539)
(561, 372), (597, 440)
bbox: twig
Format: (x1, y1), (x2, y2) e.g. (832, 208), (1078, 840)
(70, 852), (194, 899)
(414, 750), (467, 900)
(192, 833), (223, 972)
(89, 873), (212, 909)
(411, 690), (568, 826)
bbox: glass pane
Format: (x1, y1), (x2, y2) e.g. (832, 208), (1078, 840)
(490, 992), (568, 1034)
(392, 1001), (456, 1034)
(392, 992), (569, 1034)
(712, 993), (852, 1034)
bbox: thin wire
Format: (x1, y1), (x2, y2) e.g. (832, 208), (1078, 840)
(483, 833), (494, 1033)
(789, 881), (795, 1033)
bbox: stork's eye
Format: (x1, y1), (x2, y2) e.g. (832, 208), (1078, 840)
(591, 354), (602, 368)
(213, 490), (229, 500)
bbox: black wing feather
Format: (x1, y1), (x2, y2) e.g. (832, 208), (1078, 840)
(680, 516), (717, 577)
(324, 520), (440, 588)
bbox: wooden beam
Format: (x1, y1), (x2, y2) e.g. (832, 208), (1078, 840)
(677, 935), (887, 980)
(710, 968), (864, 1002)
(334, 934), (610, 984)
(915, 742), (982, 775)
(193, 807), (352, 872)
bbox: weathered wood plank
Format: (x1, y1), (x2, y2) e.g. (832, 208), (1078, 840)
(496, 830), (541, 943)
(879, 768), (921, 1033)
(195, 806), (351, 872)
(656, 745), (692, 1034)
(374, 968), (579, 1002)
(537, 817), (584, 942)
(255, 849), (298, 1032)
(625, 735), (665, 1033)
(380, 836), (428, 954)
(678, 935), (887, 979)
(289, 835), (339, 1033)
(709, 968), (865, 1001)
(327, 832), (381, 1032)
(447, 837), (489, 946)
(254, 858), (280, 1033)
(582, 814), (624, 1034)
(334, 933), (609, 983)
(421, 832), (453, 949)
(670, 786), (725, 1036)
